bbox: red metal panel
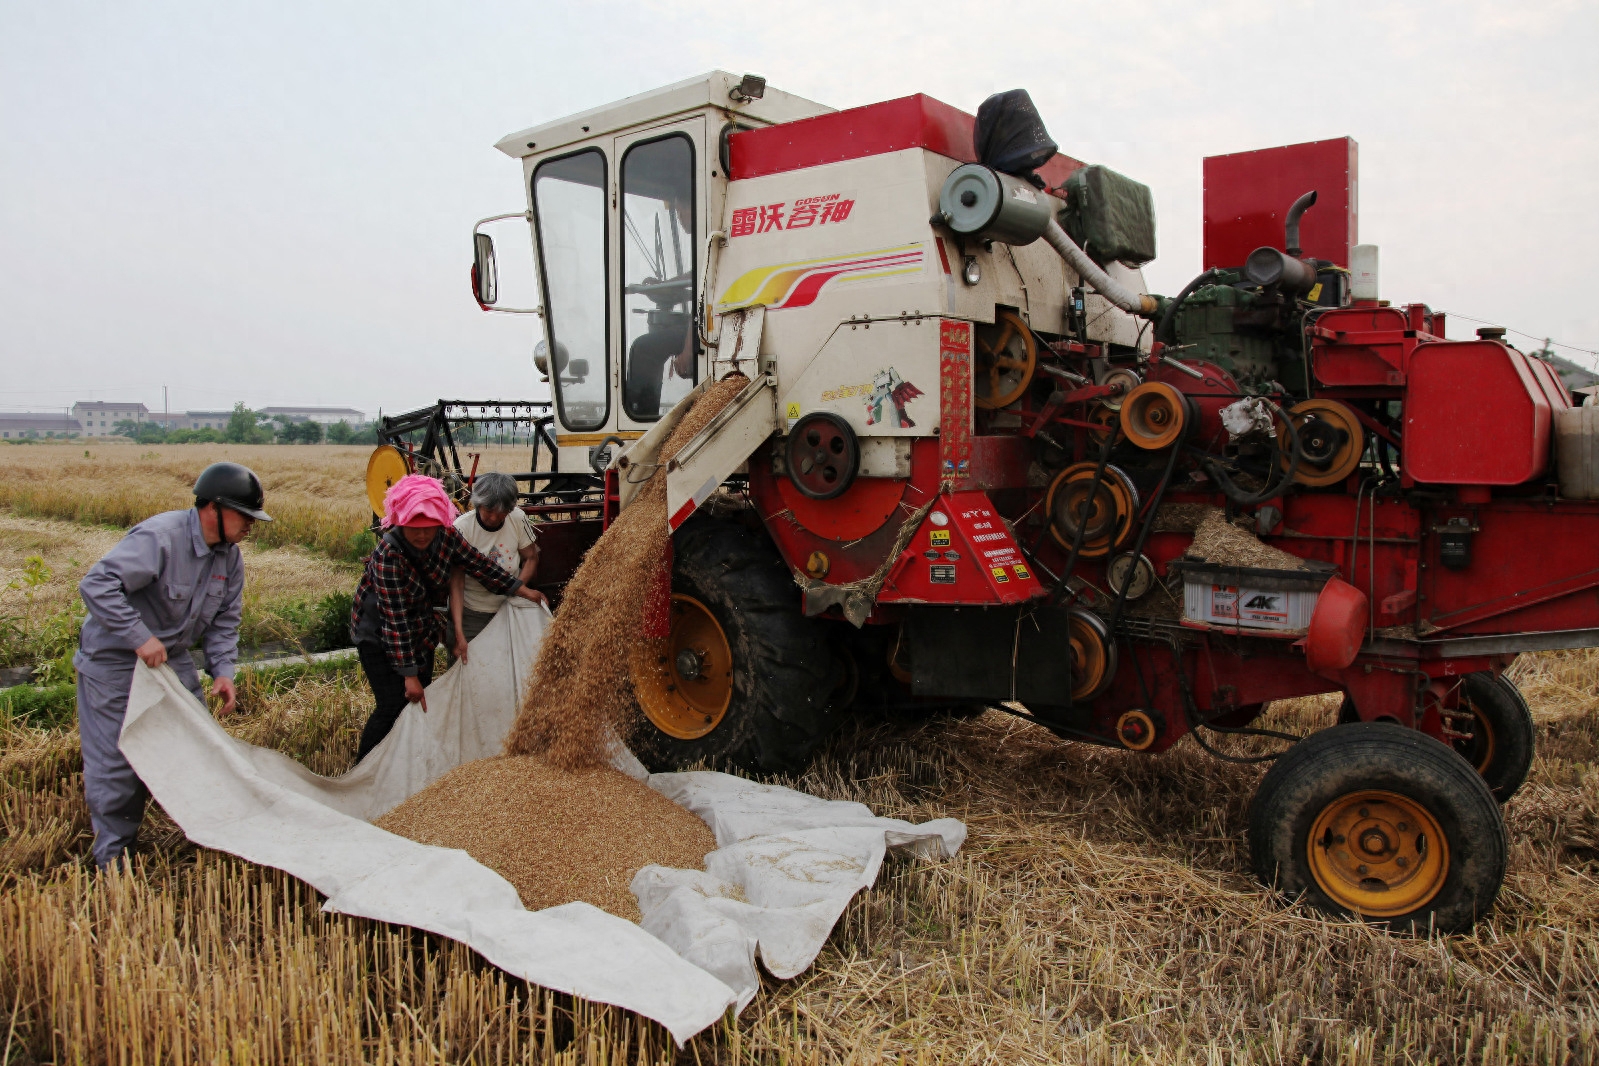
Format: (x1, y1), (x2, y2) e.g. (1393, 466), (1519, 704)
(1203, 137), (1357, 269)
(880, 491), (1042, 604)
(730, 95), (1085, 187)
(938, 319), (973, 481)
(1404, 340), (1552, 485)
(1310, 305), (1419, 387)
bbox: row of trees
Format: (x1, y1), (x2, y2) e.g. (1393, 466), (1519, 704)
(114, 404), (380, 446)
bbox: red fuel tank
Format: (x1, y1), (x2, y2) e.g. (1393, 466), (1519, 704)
(1403, 339), (1552, 485)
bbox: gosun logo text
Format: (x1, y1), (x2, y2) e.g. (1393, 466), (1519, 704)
(730, 194), (855, 237)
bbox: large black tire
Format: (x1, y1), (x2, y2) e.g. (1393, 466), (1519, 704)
(1249, 722), (1506, 934)
(1336, 673), (1535, 802)
(1453, 673), (1536, 803)
(631, 517), (840, 774)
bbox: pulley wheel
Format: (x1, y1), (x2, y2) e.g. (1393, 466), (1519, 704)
(1106, 552), (1156, 601)
(1100, 367), (1143, 411)
(974, 309), (1038, 410)
(1277, 399), (1364, 487)
(1067, 607), (1117, 702)
(1045, 463), (1140, 557)
(786, 412), (860, 500)
(1120, 381), (1190, 451)
(365, 445), (412, 518)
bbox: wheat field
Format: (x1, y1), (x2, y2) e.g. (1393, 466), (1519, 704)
(1, 655), (1595, 1063)
(0, 444), (1596, 1063)
(0, 442), (549, 562)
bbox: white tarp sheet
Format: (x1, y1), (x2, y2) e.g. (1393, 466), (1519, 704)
(120, 600), (964, 1043)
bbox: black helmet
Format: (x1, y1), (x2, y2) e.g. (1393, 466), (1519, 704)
(194, 462), (272, 521)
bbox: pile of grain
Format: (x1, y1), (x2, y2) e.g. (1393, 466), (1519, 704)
(503, 376), (748, 769)
(1185, 508), (1306, 570)
(375, 756), (715, 921)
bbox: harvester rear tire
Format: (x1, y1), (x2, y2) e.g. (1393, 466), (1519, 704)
(631, 516), (840, 774)
(1248, 722), (1505, 934)
(1454, 673), (1535, 803)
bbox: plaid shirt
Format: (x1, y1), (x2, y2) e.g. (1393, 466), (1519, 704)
(351, 527), (522, 675)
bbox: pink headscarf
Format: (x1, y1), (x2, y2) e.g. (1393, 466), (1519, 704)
(382, 474), (458, 529)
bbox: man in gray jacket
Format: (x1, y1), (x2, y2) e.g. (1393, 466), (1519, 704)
(75, 462), (270, 869)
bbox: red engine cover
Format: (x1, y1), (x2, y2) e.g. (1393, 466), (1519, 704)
(1404, 340), (1552, 485)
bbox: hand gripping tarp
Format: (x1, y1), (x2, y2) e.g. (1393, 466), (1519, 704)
(119, 600), (964, 1044)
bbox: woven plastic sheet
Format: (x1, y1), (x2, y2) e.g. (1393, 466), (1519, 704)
(120, 600), (964, 1043)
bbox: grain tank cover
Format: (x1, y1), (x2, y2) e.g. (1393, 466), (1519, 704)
(939, 163), (1058, 245)
(1062, 165), (1157, 267)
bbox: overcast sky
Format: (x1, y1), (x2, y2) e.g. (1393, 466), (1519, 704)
(4, 1), (1596, 418)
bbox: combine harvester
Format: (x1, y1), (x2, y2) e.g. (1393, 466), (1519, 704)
(390, 72), (1599, 933)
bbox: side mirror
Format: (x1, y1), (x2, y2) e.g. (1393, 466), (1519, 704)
(473, 232), (498, 306)
(565, 358), (589, 382)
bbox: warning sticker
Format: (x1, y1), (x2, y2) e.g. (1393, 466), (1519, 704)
(785, 402), (801, 428)
(1012, 564), (1030, 580)
(930, 529), (951, 547)
(929, 564), (956, 584)
(991, 567), (1010, 583)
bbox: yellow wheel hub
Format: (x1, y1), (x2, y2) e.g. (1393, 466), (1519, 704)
(628, 594), (734, 740)
(1307, 789), (1449, 917)
(365, 445), (412, 517)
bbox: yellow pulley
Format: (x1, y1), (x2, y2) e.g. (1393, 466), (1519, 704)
(365, 445), (412, 518)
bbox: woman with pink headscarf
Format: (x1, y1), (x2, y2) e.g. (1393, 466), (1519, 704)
(348, 474), (547, 760)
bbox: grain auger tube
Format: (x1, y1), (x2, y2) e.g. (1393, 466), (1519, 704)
(470, 73), (1599, 933)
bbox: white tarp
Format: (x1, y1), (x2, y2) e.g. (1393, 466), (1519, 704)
(120, 600), (964, 1044)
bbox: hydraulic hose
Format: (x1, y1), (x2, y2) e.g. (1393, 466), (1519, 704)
(1042, 219), (1159, 317)
(1156, 268), (1224, 345)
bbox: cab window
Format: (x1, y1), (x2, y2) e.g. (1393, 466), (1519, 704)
(620, 134), (697, 421)
(532, 149), (608, 431)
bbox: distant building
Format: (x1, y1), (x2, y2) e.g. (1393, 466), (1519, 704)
(183, 411), (234, 431)
(71, 401), (149, 436)
(258, 405), (366, 426)
(0, 413), (81, 439)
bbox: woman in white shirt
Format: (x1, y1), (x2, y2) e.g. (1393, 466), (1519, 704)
(448, 472), (539, 662)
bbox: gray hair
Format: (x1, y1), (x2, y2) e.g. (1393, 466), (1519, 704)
(469, 471), (520, 512)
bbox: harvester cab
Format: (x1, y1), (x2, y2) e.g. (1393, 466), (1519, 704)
(466, 72), (1599, 934)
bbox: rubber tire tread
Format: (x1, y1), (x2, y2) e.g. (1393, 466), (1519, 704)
(631, 515), (839, 774)
(1248, 721), (1506, 934)
(1459, 673), (1536, 803)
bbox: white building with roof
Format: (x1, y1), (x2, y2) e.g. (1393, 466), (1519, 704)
(71, 401), (149, 436)
(258, 406), (366, 426)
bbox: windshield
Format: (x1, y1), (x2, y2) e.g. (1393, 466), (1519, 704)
(532, 149), (608, 431)
(621, 134), (696, 421)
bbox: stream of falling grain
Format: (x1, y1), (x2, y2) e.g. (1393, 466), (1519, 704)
(503, 375), (748, 769)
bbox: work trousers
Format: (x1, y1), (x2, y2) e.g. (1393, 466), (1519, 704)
(356, 643), (433, 762)
(76, 652), (204, 869)
(445, 607), (498, 667)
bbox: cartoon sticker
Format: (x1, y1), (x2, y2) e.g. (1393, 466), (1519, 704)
(866, 367), (924, 428)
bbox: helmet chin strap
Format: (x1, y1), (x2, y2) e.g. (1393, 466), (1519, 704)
(209, 501), (227, 548)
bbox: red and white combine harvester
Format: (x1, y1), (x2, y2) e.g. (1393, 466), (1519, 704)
(463, 72), (1599, 931)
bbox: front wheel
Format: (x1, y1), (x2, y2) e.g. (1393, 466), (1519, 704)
(1451, 673), (1536, 803)
(628, 517), (840, 773)
(1248, 722), (1506, 933)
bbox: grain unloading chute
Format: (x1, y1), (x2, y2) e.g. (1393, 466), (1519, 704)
(464, 71), (1599, 934)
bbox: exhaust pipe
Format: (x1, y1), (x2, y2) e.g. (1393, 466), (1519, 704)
(1042, 218), (1159, 317)
(1284, 189), (1317, 258)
